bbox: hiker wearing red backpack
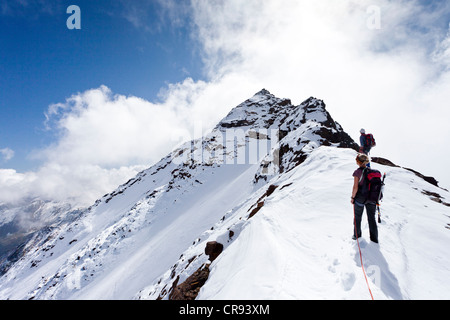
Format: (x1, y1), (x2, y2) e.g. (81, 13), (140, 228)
(351, 153), (379, 243)
(359, 129), (376, 155)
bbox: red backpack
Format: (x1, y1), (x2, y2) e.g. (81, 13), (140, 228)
(365, 134), (376, 147)
(357, 168), (384, 204)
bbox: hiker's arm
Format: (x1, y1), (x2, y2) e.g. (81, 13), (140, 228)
(351, 176), (359, 204)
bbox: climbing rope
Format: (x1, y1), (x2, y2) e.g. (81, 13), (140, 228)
(354, 209), (375, 300)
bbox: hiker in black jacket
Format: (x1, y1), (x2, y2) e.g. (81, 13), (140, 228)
(351, 153), (379, 243)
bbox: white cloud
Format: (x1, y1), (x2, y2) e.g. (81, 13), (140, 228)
(119, 0), (192, 33)
(0, 148), (14, 162)
(433, 23), (450, 68)
(2, 0), (450, 208)
(40, 85), (181, 168)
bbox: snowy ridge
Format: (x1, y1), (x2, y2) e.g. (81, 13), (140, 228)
(0, 89), (449, 300)
(136, 147), (450, 300)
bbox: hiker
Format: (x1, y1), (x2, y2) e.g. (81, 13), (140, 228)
(359, 129), (375, 155)
(351, 153), (379, 243)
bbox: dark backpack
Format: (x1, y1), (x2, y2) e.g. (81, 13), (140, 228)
(356, 168), (384, 204)
(365, 134), (376, 148)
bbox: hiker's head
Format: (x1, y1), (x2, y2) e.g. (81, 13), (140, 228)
(356, 153), (370, 167)
(360, 128), (366, 134)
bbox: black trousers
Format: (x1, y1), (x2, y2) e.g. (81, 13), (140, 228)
(353, 201), (378, 243)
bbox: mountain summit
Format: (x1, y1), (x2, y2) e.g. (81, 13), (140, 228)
(0, 90), (449, 300)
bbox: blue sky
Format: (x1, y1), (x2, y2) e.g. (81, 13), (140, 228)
(1, 0), (450, 206)
(0, 0), (202, 171)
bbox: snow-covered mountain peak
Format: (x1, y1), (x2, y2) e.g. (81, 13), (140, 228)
(216, 88), (292, 130)
(246, 88), (279, 104)
(253, 88), (272, 96)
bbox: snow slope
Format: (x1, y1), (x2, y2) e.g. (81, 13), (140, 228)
(201, 147), (450, 300)
(137, 147), (450, 300)
(0, 161), (260, 300)
(1, 89), (449, 300)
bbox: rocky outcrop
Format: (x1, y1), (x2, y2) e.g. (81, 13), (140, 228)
(204, 241), (223, 262)
(247, 184), (278, 219)
(169, 264), (211, 300)
(168, 241), (224, 300)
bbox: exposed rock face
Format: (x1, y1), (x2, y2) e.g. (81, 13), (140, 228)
(248, 184), (278, 219)
(204, 241), (224, 262)
(168, 241), (224, 300)
(169, 264), (211, 300)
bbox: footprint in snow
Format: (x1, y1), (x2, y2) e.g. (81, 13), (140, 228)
(327, 259), (339, 273)
(341, 272), (356, 291)
(357, 239), (368, 248)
